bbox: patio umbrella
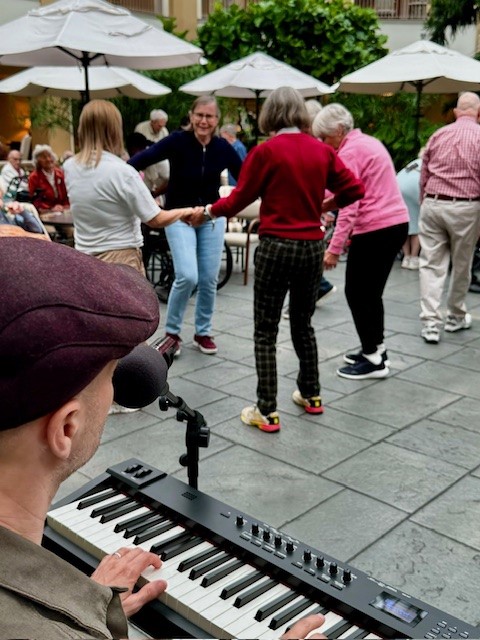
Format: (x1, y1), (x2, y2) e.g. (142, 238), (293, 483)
(0, 0), (202, 104)
(336, 40), (480, 144)
(179, 52), (334, 141)
(0, 65), (171, 100)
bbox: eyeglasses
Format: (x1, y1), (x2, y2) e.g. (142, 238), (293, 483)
(192, 112), (218, 121)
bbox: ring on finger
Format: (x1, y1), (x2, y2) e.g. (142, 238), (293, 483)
(113, 551), (122, 559)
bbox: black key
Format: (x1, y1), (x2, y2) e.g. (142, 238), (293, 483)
(269, 597), (315, 630)
(124, 515), (168, 538)
(100, 501), (142, 524)
(77, 488), (117, 509)
(161, 536), (204, 561)
(178, 546), (221, 572)
(189, 552), (232, 580)
(327, 620), (354, 639)
(91, 496), (133, 518)
(221, 570), (263, 599)
(150, 531), (192, 556)
(284, 606), (328, 633)
(234, 578), (277, 608)
(255, 590), (299, 621)
(201, 559), (244, 588)
(114, 510), (158, 533)
(134, 520), (176, 545)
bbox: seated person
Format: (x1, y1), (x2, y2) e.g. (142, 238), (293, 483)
(28, 144), (69, 212)
(1, 149), (29, 196)
(0, 177), (46, 237)
(0, 236), (326, 640)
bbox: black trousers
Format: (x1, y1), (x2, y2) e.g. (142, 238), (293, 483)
(254, 236), (323, 415)
(345, 223), (408, 354)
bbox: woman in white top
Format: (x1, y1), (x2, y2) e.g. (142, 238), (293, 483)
(64, 100), (200, 275)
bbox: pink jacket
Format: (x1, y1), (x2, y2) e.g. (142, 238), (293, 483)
(329, 129), (409, 255)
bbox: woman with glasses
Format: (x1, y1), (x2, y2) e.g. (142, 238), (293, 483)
(128, 96), (243, 357)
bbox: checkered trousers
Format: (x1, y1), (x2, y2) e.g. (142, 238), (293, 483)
(253, 236), (324, 415)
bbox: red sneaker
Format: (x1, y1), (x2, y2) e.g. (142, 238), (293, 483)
(193, 334), (218, 354)
(165, 333), (182, 357)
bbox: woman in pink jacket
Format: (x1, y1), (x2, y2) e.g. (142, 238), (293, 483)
(313, 103), (409, 380)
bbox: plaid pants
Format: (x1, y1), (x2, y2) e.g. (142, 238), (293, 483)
(254, 236), (323, 415)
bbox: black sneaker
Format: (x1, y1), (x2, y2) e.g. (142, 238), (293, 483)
(343, 350), (390, 367)
(337, 355), (389, 380)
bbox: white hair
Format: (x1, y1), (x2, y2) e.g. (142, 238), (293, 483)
(32, 144), (54, 163)
(304, 99), (322, 123)
(150, 109), (168, 122)
(312, 103), (354, 138)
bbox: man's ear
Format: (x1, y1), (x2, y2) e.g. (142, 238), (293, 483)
(44, 399), (82, 460)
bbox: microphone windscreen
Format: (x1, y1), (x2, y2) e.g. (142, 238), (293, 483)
(113, 344), (168, 408)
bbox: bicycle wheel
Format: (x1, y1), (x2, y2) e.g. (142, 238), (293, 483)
(217, 242), (233, 290)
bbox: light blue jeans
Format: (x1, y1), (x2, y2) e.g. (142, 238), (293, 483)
(165, 217), (226, 336)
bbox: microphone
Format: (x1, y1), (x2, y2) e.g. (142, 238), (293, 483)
(113, 343), (169, 408)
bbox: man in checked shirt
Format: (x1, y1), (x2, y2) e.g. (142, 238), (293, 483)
(419, 91), (480, 344)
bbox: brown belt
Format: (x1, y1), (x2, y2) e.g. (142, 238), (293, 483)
(425, 193), (480, 202)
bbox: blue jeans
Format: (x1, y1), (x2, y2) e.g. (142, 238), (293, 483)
(165, 218), (226, 336)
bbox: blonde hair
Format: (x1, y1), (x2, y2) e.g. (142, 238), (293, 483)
(76, 100), (124, 167)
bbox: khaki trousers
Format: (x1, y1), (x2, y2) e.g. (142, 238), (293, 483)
(93, 247), (146, 276)
(419, 197), (480, 325)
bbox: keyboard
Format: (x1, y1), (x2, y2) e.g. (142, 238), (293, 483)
(43, 459), (478, 639)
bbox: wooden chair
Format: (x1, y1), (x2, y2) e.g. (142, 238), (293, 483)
(219, 187), (260, 286)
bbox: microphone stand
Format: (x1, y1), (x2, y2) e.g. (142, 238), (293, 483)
(158, 385), (210, 490)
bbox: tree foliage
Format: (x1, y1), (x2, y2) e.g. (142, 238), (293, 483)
(426, 0), (478, 45)
(197, 0), (388, 85)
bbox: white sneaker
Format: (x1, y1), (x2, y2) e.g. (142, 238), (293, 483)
(421, 323), (440, 344)
(401, 256), (411, 269)
(408, 256), (420, 270)
(108, 402), (140, 415)
(444, 313), (472, 332)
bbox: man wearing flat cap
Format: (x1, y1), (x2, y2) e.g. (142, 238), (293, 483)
(0, 237), (167, 639)
(0, 237), (328, 640)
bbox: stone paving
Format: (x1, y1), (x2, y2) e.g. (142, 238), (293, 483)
(58, 257), (480, 629)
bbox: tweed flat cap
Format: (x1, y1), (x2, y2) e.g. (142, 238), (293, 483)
(0, 238), (159, 430)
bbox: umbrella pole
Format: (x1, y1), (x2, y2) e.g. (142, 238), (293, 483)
(414, 81), (423, 152)
(254, 90), (260, 145)
(81, 51), (90, 106)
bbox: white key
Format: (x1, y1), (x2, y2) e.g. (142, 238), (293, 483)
(213, 582), (287, 631)
(227, 586), (296, 637)
(195, 568), (260, 622)
(338, 626), (363, 639)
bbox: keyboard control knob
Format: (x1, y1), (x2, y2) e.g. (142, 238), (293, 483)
(329, 562), (338, 576)
(263, 529), (271, 542)
(286, 540), (294, 554)
(236, 515), (244, 527)
(343, 569), (352, 583)
(316, 556), (325, 569)
(251, 522), (259, 536)
(274, 535), (282, 547)
(303, 549), (312, 563)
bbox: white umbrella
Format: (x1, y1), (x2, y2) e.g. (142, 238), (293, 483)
(0, 65), (171, 100)
(0, 0), (202, 103)
(337, 40), (480, 141)
(180, 51), (334, 99)
(180, 52), (334, 141)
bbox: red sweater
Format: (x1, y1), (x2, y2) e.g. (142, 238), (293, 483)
(28, 167), (69, 211)
(211, 131), (364, 240)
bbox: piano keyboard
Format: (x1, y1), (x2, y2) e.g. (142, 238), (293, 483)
(44, 459), (477, 640)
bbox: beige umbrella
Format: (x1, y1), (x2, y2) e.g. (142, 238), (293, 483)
(0, 0), (202, 103)
(0, 65), (171, 100)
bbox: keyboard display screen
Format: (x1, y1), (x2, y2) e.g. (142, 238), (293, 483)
(371, 592), (426, 626)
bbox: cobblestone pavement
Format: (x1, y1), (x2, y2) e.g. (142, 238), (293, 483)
(59, 257), (480, 628)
